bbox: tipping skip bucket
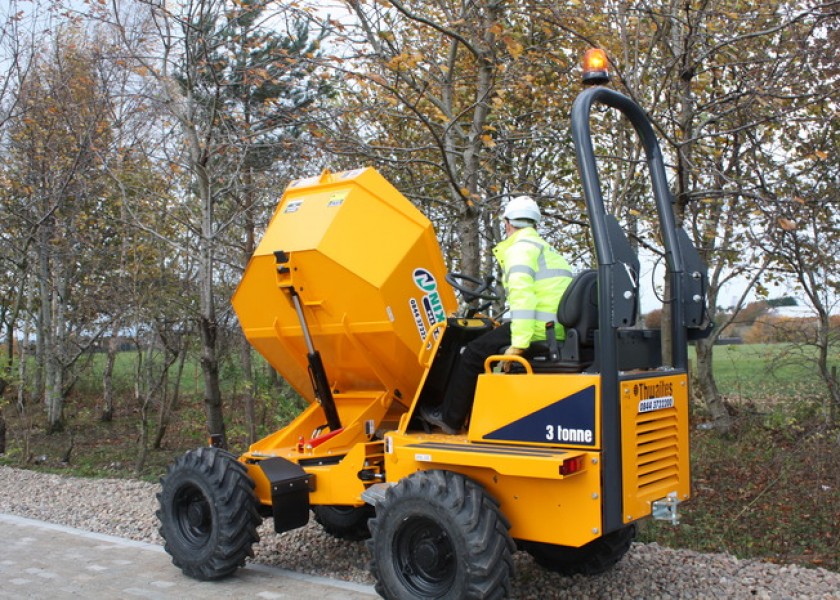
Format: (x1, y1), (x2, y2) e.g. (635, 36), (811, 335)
(232, 168), (458, 410)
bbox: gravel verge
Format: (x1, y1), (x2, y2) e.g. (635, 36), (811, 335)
(1, 464), (837, 599)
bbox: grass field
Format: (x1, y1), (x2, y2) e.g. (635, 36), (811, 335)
(706, 342), (836, 395)
(1, 342), (838, 571)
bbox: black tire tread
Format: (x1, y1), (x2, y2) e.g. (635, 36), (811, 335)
(368, 470), (515, 600)
(313, 504), (374, 541)
(157, 447), (262, 580)
(524, 524), (636, 576)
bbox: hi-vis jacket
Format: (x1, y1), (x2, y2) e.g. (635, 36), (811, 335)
(493, 227), (573, 349)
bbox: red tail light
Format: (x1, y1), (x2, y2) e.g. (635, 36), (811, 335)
(560, 455), (586, 476)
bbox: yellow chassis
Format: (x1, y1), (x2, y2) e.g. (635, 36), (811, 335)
(241, 332), (690, 549)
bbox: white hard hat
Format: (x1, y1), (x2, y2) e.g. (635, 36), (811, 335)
(503, 195), (541, 225)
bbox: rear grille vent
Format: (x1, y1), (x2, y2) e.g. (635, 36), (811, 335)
(634, 408), (680, 495)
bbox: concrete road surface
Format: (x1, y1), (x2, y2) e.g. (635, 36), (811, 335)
(0, 513), (378, 599)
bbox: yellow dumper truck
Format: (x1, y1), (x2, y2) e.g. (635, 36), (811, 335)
(157, 75), (710, 599)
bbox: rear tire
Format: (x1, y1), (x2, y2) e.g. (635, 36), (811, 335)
(369, 470), (515, 599)
(523, 524), (636, 576)
(313, 504), (374, 541)
(157, 447), (262, 580)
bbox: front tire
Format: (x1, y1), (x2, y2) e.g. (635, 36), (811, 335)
(523, 524), (636, 576)
(157, 447), (262, 580)
(369, 470), (515, 599)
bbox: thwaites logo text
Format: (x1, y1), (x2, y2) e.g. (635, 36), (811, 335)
(410, 268), (446, 342)
(632, 381), (675, 414)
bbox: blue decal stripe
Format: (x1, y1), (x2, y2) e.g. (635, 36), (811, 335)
(483, 385), (597, 446)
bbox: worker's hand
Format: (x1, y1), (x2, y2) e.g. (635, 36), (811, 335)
(502, 346), (525, 373)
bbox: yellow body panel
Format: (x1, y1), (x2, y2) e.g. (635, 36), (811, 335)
(302, 441), (384, 506)
(245, 438), (385, 509)
(383, 431), (603, 547)
(469, 373), (601, 448)
(620, 372), (691, 523)
(383, 369), (607, 547)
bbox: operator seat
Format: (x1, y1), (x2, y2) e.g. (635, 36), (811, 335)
(525, 269), (598, 372)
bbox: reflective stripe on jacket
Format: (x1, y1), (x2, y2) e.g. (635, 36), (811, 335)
(493, 227), (573, 349)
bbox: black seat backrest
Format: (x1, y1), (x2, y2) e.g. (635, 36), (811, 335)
(557, 269), (598, 348)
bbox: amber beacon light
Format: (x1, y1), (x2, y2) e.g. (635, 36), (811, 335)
(582, 48), (610, 85)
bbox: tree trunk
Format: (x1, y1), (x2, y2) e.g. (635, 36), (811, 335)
(101, 329), (120, 422)
(45, 359), (64, 433)
(1, 303), (10, 391)
(199, 312), (225, 447)
(455, 204), (482, 278)
(815, 315), (839, 427)
(38, 219), (54, 427)
(198, 194), (225, 446)
(694, 335), (732, 430)
(133, 338), (154, 475)
(34, 285), (45, 411)
(47, 255), (70, 433)
(159, 60), (226, 447)
(153, 339), (187, 450)
(17, 283), (34, 413)
(36, 207), (72, 434)
(461, 3), (498, 279)
(1, 323), (13, 439)
(240, 177), (257, 444)
(240, 332), (256, 444)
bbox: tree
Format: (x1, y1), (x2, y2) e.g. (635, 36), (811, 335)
(594, 0), (838, 430)
(217, 0), (332, 443)
(5, 26), (125, 431)
(113, 0), (331, 446)
(0, 0), (40, 448)
(334, 0), (587, 284)
(759, 94), (840, 426)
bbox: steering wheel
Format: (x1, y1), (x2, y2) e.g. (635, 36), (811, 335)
(445, 272), (500, 303)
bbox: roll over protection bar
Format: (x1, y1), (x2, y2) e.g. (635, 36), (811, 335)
(570, 85), (710, 535)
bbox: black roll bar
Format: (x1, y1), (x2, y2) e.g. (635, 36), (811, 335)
(570, 85), (708, 535)
(571, 86), (691, 369)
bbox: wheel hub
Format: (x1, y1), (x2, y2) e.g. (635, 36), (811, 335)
(413, 536), (446, 573)
(395, 516), (454, 594)
(187, 500), (208, 529)
(174, 484), (212, 545)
